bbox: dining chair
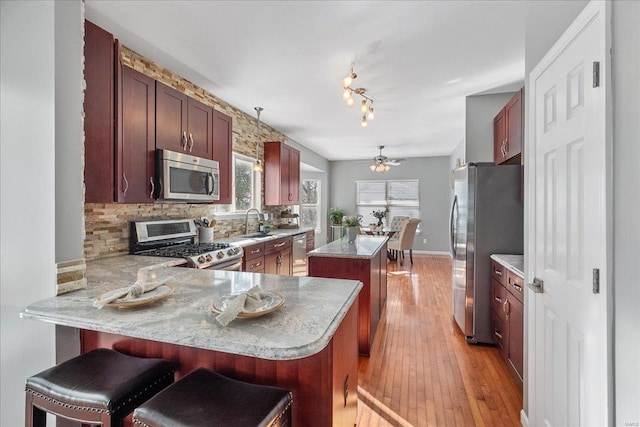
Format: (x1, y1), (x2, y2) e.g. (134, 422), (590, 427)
(387, 218), (422, 266)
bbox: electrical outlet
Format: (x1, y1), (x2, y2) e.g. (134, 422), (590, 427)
(423, 238), (427, 244)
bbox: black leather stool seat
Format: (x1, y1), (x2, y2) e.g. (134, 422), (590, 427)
(133, 368), (293, 427)
(25, 348), (175, 427)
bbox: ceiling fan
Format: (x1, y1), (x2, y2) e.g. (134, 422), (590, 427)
(358, 146), (405, 172)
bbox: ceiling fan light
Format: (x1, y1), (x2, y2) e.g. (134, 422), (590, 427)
(361, 114), (368, 127)
(367, 107), (374, 120)
(360, 100), (368, 114)
(369, 164), (376, 171)
(342, 74), (354, 88)
(342, 88), (351, 100)
(384, 164), (391, 172)
(346, 97), (355, 107)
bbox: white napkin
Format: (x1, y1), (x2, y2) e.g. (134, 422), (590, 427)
(93, 278), (169, 309)
(215, 285), (267, 327)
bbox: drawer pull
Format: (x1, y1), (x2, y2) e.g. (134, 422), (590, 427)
(494, 296), (502, 303)
(494, 269), (503, 276)
(273, 242), (286, 248)
(251, 261), (262, 268)
(513, 284), (523, 292)
(251, 248), (262, 254)
(494, 330), (503, 339)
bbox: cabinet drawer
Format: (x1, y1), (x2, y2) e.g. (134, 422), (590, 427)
(244, 242), (265, 261)
(492, 314), (506, 350)
(507, 271), (524, 303)
(491, 259), (506, 284)
(265, 237), (292, 254)
(244, 256), (265, 273)
(492, 279), (507, 321)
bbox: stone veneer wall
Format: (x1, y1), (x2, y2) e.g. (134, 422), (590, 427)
(84, 44), (293, 260)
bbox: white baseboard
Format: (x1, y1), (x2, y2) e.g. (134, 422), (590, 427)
(520, 409), (529, 426)
(411, 250), (451, 256)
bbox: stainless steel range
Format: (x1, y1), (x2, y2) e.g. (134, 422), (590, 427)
(130, 219), (243, 270)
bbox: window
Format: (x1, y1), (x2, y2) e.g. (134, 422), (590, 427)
(217, 153), (261, 213)
(356, 179), (420, 227)
(300, 179), (321, 233)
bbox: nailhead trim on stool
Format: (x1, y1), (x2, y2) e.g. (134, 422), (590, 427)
(133, 368), (293, 427)
(25, 348), (175, 427)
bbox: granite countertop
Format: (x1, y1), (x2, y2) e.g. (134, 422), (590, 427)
(218, 227), (314, 247)
(307, 235), (388, 259)
(21, 255), (361, 361)
(490, 254), (524, 277)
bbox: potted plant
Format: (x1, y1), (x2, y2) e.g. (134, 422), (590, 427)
(329, 207), (345, 226)
(343, 215), (362, 243)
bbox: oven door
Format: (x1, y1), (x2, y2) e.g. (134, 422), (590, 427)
(201, 258), (242, 271)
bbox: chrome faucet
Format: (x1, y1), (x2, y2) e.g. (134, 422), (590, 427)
(245, 208), (263, 234)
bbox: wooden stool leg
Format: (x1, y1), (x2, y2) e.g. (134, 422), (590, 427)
(25, 393), (46, 427)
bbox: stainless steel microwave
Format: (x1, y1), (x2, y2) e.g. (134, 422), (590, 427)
(157, 149), (219, 202)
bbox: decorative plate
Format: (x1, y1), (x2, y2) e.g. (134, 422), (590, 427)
(210, 291), (285, 318)
(96, 285), (175, 308)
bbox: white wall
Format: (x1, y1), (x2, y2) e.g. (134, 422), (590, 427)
(0, 2), (57, 425)
(612, 0), (640, 424)
(329, 156), (451, 253)
(465, 92), (516, 163)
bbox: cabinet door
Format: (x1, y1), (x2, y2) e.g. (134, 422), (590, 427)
(264, 251), (279, 275)
(244, 256), (265, 273)
(186, 98), (213, 159)
(288, 146), (300, 204)
(118, 66), (155, 203)
(155, 82), (188, 153)
(505, 89), (523, 160)
(280, 247), (292, 276)
(84, 20), (115, 203)
(212, 110), (233, 204)
(507, 296), (524, 383)
(493, 107), (507, 164)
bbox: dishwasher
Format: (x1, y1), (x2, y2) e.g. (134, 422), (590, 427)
(292, 232), (308, 276)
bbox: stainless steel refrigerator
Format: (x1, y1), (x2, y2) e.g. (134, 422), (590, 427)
(450, 163), (523, 344)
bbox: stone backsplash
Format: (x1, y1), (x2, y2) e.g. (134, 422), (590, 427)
(84, 42), (296, 260)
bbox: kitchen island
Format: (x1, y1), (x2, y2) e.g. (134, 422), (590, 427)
(21, 256), (361, 426)
(307, 235), (388, 356)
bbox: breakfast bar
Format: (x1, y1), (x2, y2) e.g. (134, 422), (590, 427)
(21, 256), (362, 426)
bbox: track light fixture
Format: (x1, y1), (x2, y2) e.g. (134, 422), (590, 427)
(253, 107), (264, 173)
(341, 64), (375, 126)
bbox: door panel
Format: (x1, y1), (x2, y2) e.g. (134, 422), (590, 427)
(187, 98), (213, 159)
(156, 82), (187, 152)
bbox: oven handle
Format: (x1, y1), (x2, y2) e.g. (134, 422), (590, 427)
(205, 259), (243, 271)
(206, 173), (214, 195)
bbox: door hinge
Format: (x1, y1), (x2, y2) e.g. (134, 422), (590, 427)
(592, 61), (600, 88)
(593, 268), (600, 294)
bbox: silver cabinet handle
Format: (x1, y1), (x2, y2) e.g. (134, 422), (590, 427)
(513, 284), (523, 292)
(494, 296), (502, 303)
(182, 131), (188, 151)
(494, 269), (503, 276)
(251, 261), (262, 268)
(250, 248), (262, 254)
(188, 133), (194, 153)
(122, 173), (129, 197)
(273, 242), (286, 248)
(528, 277), (544, 293)
(494, 330), (503, 339)
(149, 177), (155, 199)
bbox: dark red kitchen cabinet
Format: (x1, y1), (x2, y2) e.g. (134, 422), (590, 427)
(264, 141), (300, 206)
(156, 82), (213, 159)
(493, 88), (523, 165)
(84, 20), (115, 203)
(116, 66), (156, 203)
(212, 110), (233, 204)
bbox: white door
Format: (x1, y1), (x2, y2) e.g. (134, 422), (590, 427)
(527, 1), (611, 426)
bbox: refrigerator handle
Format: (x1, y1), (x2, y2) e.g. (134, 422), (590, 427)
(449, 195), (458, 257)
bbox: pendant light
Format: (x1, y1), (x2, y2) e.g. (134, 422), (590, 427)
(253, 107), (264, 173)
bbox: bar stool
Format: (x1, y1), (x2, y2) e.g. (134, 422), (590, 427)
(133, 368), (293, 427)
(25, 348), (175, 427)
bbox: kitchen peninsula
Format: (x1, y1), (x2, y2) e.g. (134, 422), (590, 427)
(308, 235), (388, 356)
(21, 256), (361, 426)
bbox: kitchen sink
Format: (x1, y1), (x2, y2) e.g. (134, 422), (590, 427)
(245, 233), (274, 239)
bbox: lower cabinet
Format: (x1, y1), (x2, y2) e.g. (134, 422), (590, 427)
(242, 242), (265, 273)
(490, 259), (524, 389)
(264, 237), (293, 276)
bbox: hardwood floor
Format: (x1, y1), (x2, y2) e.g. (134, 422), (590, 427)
(356, 255), (522, 426)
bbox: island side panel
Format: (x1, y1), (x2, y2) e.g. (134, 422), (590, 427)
(80, 298), (359, 426)
(308, 257), (375, 356)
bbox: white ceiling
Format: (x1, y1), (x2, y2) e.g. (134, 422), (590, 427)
(85, 0), (530, 162)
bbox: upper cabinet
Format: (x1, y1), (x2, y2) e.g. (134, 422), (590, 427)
(212, 110), (233, 204)
(156, 82), (214, 160)
(84, 21), (115, 203)
(116, 66), (156, 203)
(264, 142), (300, 206)
(494, 89), (523, 165)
